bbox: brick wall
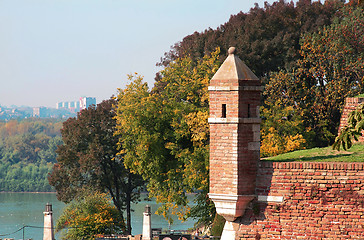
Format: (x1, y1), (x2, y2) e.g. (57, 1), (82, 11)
(237, 161), (364, 239)
(338, 97), (364, 142)
(210, 123), (241, 195)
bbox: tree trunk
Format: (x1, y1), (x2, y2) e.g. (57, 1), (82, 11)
(126, 172), (132, 235)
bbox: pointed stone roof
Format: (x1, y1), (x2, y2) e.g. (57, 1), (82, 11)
(211, 47), (258, 81)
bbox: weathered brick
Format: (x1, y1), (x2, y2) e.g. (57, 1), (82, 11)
(237, 162), (364, 239)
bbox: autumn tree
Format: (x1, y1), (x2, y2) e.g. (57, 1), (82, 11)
(116, 49), (221, 225)
(56, 191), (125, 240)
(48, 99), (144, 234)
(260, 94), (307, 157)
(263, 4), (364, 147)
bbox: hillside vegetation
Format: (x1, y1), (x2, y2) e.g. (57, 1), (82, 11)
(0, 119), (63, 192)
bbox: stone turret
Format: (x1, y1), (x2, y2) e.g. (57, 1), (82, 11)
(208, 47), (261, 239)
(142, 205), (152, 240)
(43, 203), (55, 240)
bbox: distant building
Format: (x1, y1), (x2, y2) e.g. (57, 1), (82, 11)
(57, 97), (95, 112)
(63, 102), (69, 109)
(69, 100), (80, 111)
(80, 97), (96, 110)
(33, 107), (46, 118)
(56, 102), (63, 109)
(69, 102), (74, 108)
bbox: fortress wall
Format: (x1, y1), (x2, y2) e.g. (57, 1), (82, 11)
(236, 162), (364, 239)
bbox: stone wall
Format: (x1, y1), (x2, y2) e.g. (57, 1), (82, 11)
(236, 162), (364, 239)
(338, 97), (364, 142)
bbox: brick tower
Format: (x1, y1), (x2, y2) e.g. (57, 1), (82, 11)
(208, 47), (261, 223)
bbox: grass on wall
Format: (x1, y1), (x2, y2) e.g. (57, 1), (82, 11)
(262, 143), (364, 162)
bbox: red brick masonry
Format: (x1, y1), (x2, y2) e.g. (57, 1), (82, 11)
(338, 97), (364, 142)
(237, 162), (364, 239)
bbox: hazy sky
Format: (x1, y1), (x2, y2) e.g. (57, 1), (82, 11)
(0, 0), (298, 108)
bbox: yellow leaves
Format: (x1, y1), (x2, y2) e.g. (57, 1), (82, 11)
(285, 134), (307, 152)
(153, 190), (191, 224)
(261, 101), (307, 158)
(185, 111), (209, 146)
(56, 192), (125, 239)
(261, 127), (306, 157)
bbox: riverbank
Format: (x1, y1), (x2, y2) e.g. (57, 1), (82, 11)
(0, 192), (196, 239)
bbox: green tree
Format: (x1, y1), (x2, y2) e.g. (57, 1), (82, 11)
(38, 135), (63, 163)
(48, 99), (144, 234)
(56, 191), (125, 240)
(116, 49), (221, 225)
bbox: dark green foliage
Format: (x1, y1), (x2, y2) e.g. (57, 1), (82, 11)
(0, 118), (63, 192)
(158, 0), (342, 78)
(0, 163), (54, 192)
(210, 214), (225, 237)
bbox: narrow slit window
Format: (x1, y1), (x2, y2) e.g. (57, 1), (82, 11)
(222, 104), (226, 118)
(248, 104), (251, 118)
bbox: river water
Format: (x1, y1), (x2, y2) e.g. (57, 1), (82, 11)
(0, 192), (196, 239)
